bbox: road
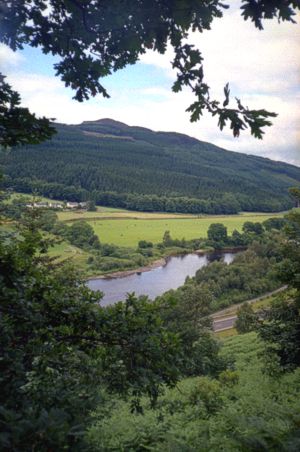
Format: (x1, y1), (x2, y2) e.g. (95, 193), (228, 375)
(213, 316), (238, 332)
(212, 285), (288, 332)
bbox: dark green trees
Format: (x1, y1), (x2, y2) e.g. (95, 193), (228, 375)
(207, 223), (228, 246)
(0, 76), (55, 148)
(87, 199), (97, 212)
(2, 120), (299, 213)
(258, 296), (300, 372)
(257, 211), (300, 372)
(289, 187), (300, 208)
(0, 225), (182, 449)
(67, 220), (100, 249)
(235, 303), (257, 334)
(277, 211), (300, 294)
(158, 285), (226, 377)
(163, 230), (173, 247)
(242, 221), (264, 235)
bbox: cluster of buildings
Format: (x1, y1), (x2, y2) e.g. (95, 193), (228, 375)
(26, 201), (87, 210)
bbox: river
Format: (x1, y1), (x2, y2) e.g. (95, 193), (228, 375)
(87, 251), (235, 306)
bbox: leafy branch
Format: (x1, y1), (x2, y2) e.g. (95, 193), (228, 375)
(172, 44), (277, 138)
(0, 74), (56, 148)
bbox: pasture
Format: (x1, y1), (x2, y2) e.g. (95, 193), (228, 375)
(86, 212), (283, 247)
(57, 208), (195, 222)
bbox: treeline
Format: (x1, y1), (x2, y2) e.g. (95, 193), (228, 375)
(1, 176), (286, 214)
(1, 121), (299, 213)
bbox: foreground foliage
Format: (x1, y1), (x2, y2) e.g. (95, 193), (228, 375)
(1, 193), (299, 449)
(0, 223), (184, 449)
(234, 210), (300, 373)
(257, 210), (300, 372)
(0, 76), (55, 148)
(87, 332), (300, 451)
(0, 210), (228, 449)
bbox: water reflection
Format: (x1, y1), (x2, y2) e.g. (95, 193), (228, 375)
(87, 251), (235, 306)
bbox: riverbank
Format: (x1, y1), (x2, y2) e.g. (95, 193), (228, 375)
(87, 246), (245, 281)
(87, 251), (237, 305)
(86, 257), (167, 280)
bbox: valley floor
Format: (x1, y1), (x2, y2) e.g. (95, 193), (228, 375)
(57, 208), (283, 247)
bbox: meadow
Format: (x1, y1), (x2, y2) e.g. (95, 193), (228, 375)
(7, 193), (284, 247)
(85, 212), (283, 247)
(57, 208), (196, 221)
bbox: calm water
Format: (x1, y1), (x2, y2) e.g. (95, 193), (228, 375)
(87, 251), (235, 306)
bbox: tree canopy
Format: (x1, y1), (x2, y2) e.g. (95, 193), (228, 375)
(1, 0), (299, 146)
(0, 218), (183, 448)
(0, 75), (56, 147)
(207, 222), (228, 245)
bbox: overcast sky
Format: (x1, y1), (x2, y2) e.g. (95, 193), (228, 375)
(1, 2), (299, 166)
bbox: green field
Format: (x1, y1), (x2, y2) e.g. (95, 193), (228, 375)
(57, 209), (196, 222)
(3, 193), (285, 248)
(86, 213), (283, 247)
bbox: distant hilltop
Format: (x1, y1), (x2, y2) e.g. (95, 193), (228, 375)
(1, 118), (300, 214)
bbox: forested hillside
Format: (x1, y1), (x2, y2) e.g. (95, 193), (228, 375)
(2, 118), (300, 213)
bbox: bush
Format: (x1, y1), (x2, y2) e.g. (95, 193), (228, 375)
(207, 223), (228, 246)
(219, 370), (239, 386)
(138, 240), (153, 248)
(235, 303), (258, 334)
(188, 377), (223, 414)
(138, 247), (153, 257)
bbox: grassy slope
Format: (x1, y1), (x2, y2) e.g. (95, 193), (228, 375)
(47, 240), (92, 272)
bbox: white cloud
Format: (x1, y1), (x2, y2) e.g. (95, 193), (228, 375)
(6, 69), (299, 166)
(8, 72), (63, 94)
(139, 47), (175, 78)
(0, 44), (24, 71)
(192, 9), (300, 97)
(138, 86), (173, 98)
(5, 71), (124, 124)
(1, 6), (299, 166)
(138, 8), (300, 98)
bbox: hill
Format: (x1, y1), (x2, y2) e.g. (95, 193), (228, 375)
(1, 118), (300, 214)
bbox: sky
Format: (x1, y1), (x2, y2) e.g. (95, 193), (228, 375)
(1, 2), (299, 166)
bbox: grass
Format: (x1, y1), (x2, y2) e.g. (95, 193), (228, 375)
(4, 192), (57, 204)
(47, 239), (91, 271)
(5, 192), (284, 247)
(215, 328), (238, 339)
(57, 208), (285, 223)
(57, 209), (196, 222)
(85, 213), (283, 247)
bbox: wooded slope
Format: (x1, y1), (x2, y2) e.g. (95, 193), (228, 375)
(2, 118), (299, 213)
